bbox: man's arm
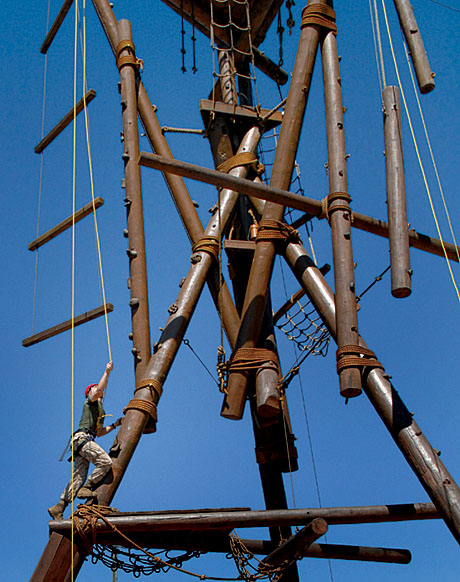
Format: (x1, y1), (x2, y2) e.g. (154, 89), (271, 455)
(88, 361), (113, 401)
(96, 416), (122, 437)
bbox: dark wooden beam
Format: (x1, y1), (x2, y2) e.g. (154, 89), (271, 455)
(139, 152), (460, 263)
(28, 197), (104, 251)
(50, 502), (439, 536)
(40, 0), (75, 54)
(34, 89), (96, 154)
(22, 303), (113, 347)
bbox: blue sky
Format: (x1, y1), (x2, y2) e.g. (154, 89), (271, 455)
(2, 0), (459, 580)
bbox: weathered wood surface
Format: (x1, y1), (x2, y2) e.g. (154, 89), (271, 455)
(28, 197), (104, 251)
(23, 303), (113, 347)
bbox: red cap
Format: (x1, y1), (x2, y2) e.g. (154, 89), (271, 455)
(85, 384), (98, 398)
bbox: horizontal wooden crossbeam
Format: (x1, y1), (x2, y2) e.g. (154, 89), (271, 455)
(50, 502), (439, 535)
(40, 0), (74, 54)
(28, 197), (104, 251)
(22, 303), (113, 347)
(139, 152), (460, 262)
(34, 89), (96, 154)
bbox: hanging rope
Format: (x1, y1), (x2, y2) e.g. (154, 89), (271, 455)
(380, 0), (460, 302)
(32, 0), (52, 335)
(82, 0), (112, 367)
(70, 1), (79, 575)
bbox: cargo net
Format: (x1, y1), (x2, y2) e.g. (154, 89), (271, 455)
(210, 0), (261, 106)
(275, 297), (331, 358)
(90, 535), (286, 581)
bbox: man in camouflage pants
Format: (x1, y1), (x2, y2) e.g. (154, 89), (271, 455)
(48, 361), (122, 520)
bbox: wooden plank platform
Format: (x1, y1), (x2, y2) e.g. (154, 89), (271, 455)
(34, 89), (96, 154)
(28, 197), (104, 251)
(22, 303), (113, 347)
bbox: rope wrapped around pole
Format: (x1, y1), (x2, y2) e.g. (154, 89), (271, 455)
(301, 3), (337, 34)
(336, 345), (384, 375)
(255, 220), (301, 246)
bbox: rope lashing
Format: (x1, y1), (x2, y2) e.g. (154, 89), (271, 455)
(336, 344), (384, 375)
(227, 347), (280, 374)
(217, 151), (265, 176)
(135, 377), (164, 400)
(319, 191), (353, 223)
(301, 3), (337, 35)
(116, 38), (143, 72)
(123, 398), (158, 422)
(255, 219), (300, 246)
(192, 235), (220, 261)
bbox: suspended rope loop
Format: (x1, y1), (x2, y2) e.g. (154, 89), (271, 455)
(192, 235), (220, 262)
(336, 345), (384, 376)
(301, 3), (337, 35)
(217, 151), (265, 176)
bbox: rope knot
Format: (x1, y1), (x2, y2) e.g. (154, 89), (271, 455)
(301, 4), (337, 35)
(319, 191), (353, 223)
(191, 235), (220, 262)
(217, 152), (264, 176)
(255, 219), (300, 248)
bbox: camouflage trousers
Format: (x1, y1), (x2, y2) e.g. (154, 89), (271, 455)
(61, 431), (112, 503)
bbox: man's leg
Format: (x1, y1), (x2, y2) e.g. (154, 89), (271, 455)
(77, 440), (112, 498)
(48, 453), (89, 519)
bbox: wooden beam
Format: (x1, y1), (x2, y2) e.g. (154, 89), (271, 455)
(22, 303), (113, 348)
(40, 0), (75, 54)
(50, 502), (439, 535)
(139, 152), (460, 263)
(259, 519), (328, 571)
(28, 197), (104, 251)
(34, 89), (96, 154)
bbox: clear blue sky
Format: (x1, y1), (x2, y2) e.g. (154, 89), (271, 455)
(2, 0), (459, 580)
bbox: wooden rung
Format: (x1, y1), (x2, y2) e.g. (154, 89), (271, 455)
(40, 0), (74, 55)
(34, 89), (96, 154)
(28, 197), (104, 251)
(22, 303), (113, 348)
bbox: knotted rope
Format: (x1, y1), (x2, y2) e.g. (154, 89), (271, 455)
(116, 38), (143, 72)
(255, 219), (300, 247)
(192, 235), (220, 261)
(319, 191), (353, 224)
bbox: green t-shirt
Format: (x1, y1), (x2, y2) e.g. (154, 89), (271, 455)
(78, 397), (104, 435)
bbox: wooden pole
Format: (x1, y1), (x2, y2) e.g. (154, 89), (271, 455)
(221, 0), (323, 420)
(321, 16), (361, 398)
(118, 20), (152, 381)
(50, 502), (440, 535)
(283, 240), (460, 545)
(383, 85), (411, 298)
(393, 0), (435, 94)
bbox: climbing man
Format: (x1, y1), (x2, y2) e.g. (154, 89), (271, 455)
(48, 361), (122, 520)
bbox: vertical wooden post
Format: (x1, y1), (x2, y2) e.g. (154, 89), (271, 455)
(393, 0), (435, 94)
(321, 8), (362, 398)
(118, 20), (152, 380)
(383, 85), (411, 297)
(222, 0), (323, 420)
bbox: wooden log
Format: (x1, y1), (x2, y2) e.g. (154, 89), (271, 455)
(40, 0), (75, 54)
(259, 519), (328, 571)
(28, 197), (104, 251)
(139, 152), (460, 263)
(383, 86), (411, 297)
(393, 0), (435, 94)
(50, 502), (439, 535)
(22, 303), (113, 347)
(34, 89), (96, 154)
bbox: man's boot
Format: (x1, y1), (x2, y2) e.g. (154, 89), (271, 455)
(77, 481), (97, 499)
(48, 499), (67, 520)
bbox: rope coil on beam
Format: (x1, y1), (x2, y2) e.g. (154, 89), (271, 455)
(319, 191), (353, 223)
(301, 4), (337, 34)
(255, 219), (300, 246)
(336, 345), (384, 375)
(192, 235), (220, 261)
(217, 152), (265, 176)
